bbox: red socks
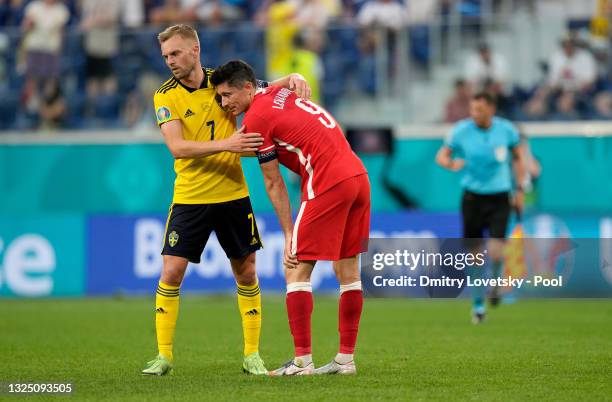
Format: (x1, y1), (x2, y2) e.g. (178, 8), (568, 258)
(339, 284), (363, 354)
(286, 281), (363, 357)
(286, 282), (313, 356)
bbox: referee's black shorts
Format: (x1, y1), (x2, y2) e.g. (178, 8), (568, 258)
(161, 196), (262, 263)
(461, 190), (511, 241)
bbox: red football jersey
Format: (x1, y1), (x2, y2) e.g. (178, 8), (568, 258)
(244, 86), (367, 201)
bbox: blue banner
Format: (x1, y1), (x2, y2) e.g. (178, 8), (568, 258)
(86, 214), (295, 294)
(85, 212), (463, 295)
(85, 212), (612, 296)
(2, 212), (610, 297)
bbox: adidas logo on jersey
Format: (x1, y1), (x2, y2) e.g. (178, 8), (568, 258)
(156, 307), (167, 314)
(250, 237), (259, 246)
(184, 109), (195, 118)
(245, 309), (259, 316)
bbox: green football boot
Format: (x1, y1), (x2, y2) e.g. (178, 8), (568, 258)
(242, 352), (268, 375)
(142, 355), (173, 376)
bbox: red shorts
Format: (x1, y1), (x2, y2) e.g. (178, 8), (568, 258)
(292, 174), (370, 261)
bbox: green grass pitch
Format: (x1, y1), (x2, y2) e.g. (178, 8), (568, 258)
(2, 296), (611, 401)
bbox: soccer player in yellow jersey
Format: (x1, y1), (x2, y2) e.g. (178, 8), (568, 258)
(141, 24), (311, 376)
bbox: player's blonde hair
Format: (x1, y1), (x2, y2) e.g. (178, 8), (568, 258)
(157, 24), (200, 45)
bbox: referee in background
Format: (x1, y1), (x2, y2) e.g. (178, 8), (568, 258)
(436, 92), (525, 324)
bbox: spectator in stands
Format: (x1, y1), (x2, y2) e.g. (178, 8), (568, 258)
(357, 0), (407, 81)
(356, 0), (407, 31)
(121, 0), (145, 28)
(405, 0), (438, 67)
(21, 0), (69, 80)
(318, 0), (342, 21)
(522, 93), (548, 120)
(464, 43), (509, 99)
(80, 0), (120, 99)
(553, 90), (580, 120)
(20, 0), (69, 128)
(444, 78), (471, 123)
(593, 91), (612, 118)
(193, 0), (245, 24)
(549, 36), (597, 93)
(256, 0), (299, 79)
(289, 30), (324, 103)
(38, 78), (65, 129)
(356, 26), (378, 94)
(589, 0), (611, 47)
(150, 0), (244, 25)
(0, 0), (28, 26)
(122, 73), (160, 129)
(149, 0), (195, 24)
(525, 36), (597, 119)
(406, 0), (439, 24)
(293, 0), (331, 30)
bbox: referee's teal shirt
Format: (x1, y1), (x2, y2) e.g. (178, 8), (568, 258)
(446, 117), (520, 194)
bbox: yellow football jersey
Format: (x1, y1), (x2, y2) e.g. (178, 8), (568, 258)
(154, 68), (249, 204)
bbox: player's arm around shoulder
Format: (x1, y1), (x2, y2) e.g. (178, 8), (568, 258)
(160, 122), (263, 159)
(160, 119), (219, 159)
(154, 87), (263, 158)
(270, 73), (311, 99)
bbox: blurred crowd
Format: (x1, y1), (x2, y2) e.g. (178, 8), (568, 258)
(1, 0), (612, 130)
(0, 0), (447, 130)
(0, 0), (445, 28)
(445, 0), (612, 122)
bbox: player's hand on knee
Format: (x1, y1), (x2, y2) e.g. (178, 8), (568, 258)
(283, 239), (298, 269)
(224, 125), (264, 153)
(284, 252), (298, 270)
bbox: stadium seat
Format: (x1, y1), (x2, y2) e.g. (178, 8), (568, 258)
(64, 92), (86, 129)
(0, 89), (18, 129)
(199, 30), (223, 66)
(233, 24), (264, 55)
(409, 25), (430, 65)
(92, 94), (120, 121)
(116, 57), (142, 94)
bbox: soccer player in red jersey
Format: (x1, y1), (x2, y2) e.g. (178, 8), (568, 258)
(211, 60), (371, 376)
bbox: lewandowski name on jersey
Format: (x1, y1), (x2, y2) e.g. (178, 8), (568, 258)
(244, 86), (367, 201)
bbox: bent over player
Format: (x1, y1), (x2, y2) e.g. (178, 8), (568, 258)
(142, 25), (311, 376)
(211, 60), (371, 376)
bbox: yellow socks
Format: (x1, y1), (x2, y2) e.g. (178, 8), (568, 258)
(156, 281), (180, 362)
(155, 280), (259, 359)
(237, 282), (262, 356)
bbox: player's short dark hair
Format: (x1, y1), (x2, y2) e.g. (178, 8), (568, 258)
(472, 91), (497, 106)
(209, 60), (257, 88)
